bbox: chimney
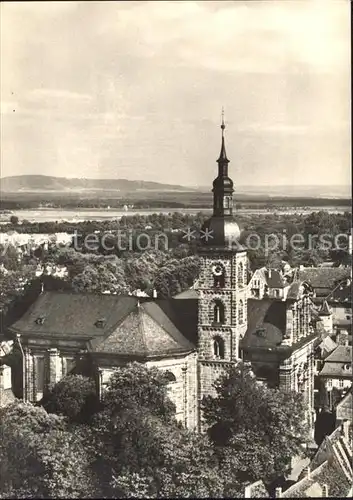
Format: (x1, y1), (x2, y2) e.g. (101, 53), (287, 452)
(152, 289), (157, 299)
(305, 466), (311, 479)
(244, 484), (251, 498)
(268, 269), (272, 278)
(275, 487), (282, 498)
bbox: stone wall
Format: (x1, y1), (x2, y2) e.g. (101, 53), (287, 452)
(96, 354), (198, 430)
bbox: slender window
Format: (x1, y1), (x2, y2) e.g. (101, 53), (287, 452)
(36, 357), (45, 392)
(213, 336), (225, 359)
(213, 300), (225, 324)
(238, 262), (244, 286)
(238, 299), (244, 324)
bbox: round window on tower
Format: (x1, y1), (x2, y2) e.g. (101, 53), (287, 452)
(212, 263), (225, 288)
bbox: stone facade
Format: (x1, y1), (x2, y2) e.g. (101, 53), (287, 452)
(279, 340), (316, 428)
(197, 249), (248, 428)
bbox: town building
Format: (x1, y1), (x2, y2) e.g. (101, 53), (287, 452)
(247, 265), (294, 300)
(275, 423), (352, 498)
(5, 121), (321, 433)
(318, 344), (352, 411)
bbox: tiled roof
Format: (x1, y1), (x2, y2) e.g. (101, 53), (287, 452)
(319, 346), (352, 378)
(264, 269), (285, 288)
(328, 283), (352, 303)
(157, 298), (198, 346)
(319, 300), (331, 316)
(241, 299), (287, 349)
(173, 288), (198, 299)
(317, 336), (337, 357)
(336, 391), (352, 421)
(9, 291), (197, 358)
(324, 345), (352, 363)
(90, 301), (195, 357)
(10, 291), (138, 339)
(283, 423), (352, 498)
(298, 267), (351, 292)
(286, 281), (305, 300)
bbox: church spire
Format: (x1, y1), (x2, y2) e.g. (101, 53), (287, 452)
(217, 108), (229, 166)
(211, 109), (234, 217)
(217, 108), (229, 165)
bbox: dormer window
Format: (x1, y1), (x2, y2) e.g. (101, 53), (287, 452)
(343, 363), (351, 372)
(256, 327), (266, 337)
(164, 370), (177, 383)
(35, 317), (45, 325)
(95, 318), (106, 329)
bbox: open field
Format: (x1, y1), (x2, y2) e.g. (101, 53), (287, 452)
(0, 205), (350, 224)
(0, 190), (351, 212)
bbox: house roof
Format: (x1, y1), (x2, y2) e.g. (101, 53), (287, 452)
(283, 422), (352, 498)
(319, 346), (352, 378)
(297, 267), (351, 292)
(90, 301), (195, 357)
(9, 291), (197, 358)
(318, 300), (331, 316)
(316, 336), (337, 357)
(252, 267), (286, 289)
(173, 288), (198, 299)
(264, 269), (285, 288)
(336, 390), (352, 421)
(324, 345), (352, 363)
(10, 291), (138, 339)
(241, 299), (287, 349)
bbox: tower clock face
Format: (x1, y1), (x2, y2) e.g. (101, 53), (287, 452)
(212, 264), (224, 276)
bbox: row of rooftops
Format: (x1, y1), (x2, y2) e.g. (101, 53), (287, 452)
(4, 287), (324, 360)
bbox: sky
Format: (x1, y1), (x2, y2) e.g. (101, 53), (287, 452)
(1, 0), (351, 188)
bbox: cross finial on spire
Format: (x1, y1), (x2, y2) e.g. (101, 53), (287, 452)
(217, 108), (229, 164)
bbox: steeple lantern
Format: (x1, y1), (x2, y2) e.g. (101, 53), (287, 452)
(212, 111), (234, 217)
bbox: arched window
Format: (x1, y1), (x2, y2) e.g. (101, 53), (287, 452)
(213, 336), (225, 359)
(164, 370), (176, 383)
(212, 263), (225, 288)
(214, 274), (225, 288)
(238, 262), (244, 287)
(213, 300), (225, 324)
(238, 299), (244, 324)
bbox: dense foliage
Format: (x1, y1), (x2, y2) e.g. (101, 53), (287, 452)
(0, 210), (350, 329)
(0, 362), (310, 498)
(202, 363), (309, 488)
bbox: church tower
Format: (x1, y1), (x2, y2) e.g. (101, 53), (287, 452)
(197, 114), (248, 427)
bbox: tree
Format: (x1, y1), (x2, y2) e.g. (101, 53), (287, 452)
(91, 363), (226, 498)
(0, 243), (21, 271)
(42, 374), (99, 423)
(0, 402), (97, 498)
(202, 362), (309, 487)
(9, 215), (19, 225)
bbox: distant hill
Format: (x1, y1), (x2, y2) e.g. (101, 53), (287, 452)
(0, 175), (350, 198)
(0, 175), (196, 193)
(198, 184), (351, 199)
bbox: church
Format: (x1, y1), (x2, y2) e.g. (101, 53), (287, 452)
(5, 119), (318, 431)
